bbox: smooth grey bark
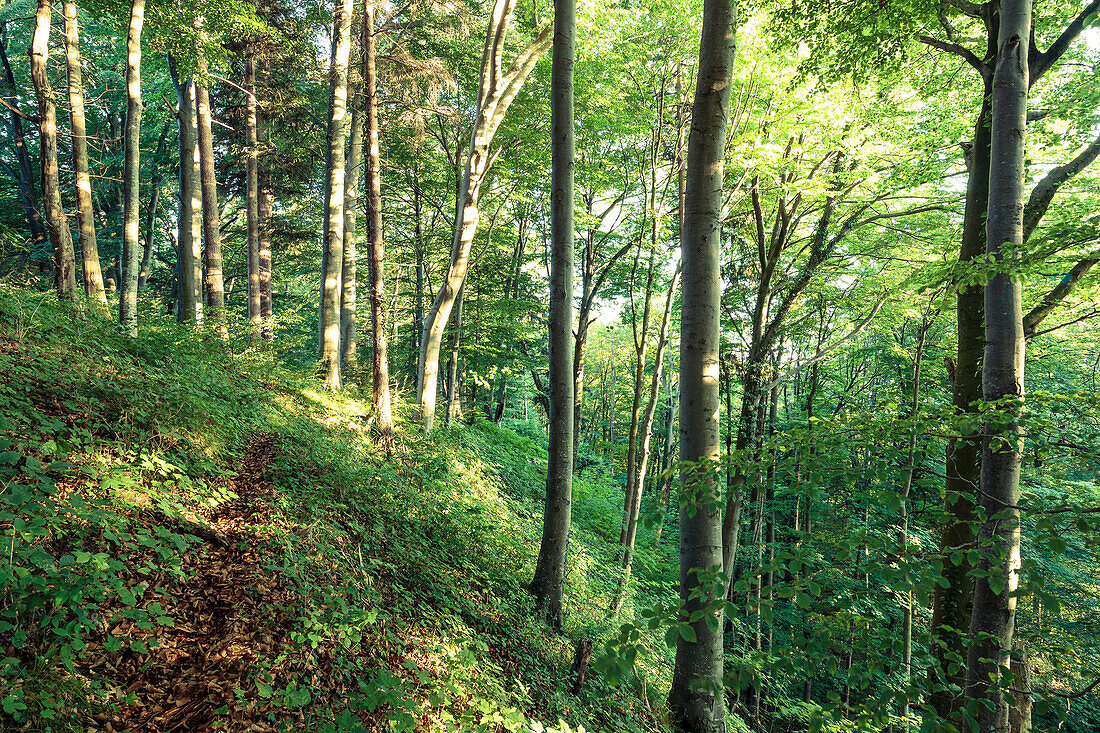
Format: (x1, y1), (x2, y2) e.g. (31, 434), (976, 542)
(414, 0), (551, 429)
(529, 0), (574, 630)
(195, 51), (226, 334)
(259, 165), (273, 339)
(318, 0), (354, 389)
(363, 0), (392, 433)
(245, 47), (261, 342)
(169, 58), (203, 325)
(342, 84), (362, 375)
(62, 1), (105, 307)
(29, 0), (78, 303)
(118, 0), (144, 333)
(964, 3), (1030, 731)
(668, 0), (735, 730)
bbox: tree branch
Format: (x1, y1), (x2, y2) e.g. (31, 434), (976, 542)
(1023, 129), (1100, 242)
(919, 34), (983, 71)
(1030, 0), (1100, 83)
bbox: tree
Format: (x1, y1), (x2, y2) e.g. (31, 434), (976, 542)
(169, 57), (203, 324)
(118, 0), (144, 334)
(414, 0), (550, 430)
(362, 0), (392, 433)
(318, 0), (355, 389)
(245, 46), (261, 342)
(529, 0), (574, 629)
(196, 48), (226, 334)
(668, 0), (735, 730)
(63, 1), (106, 308)
(964, 1), (1030, 728)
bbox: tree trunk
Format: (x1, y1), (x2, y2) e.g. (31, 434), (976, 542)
(29, 0), (79, 304)
(342, 83), (362, 375)
(195, 50), (226, 334)
(138, 122), (169, 290)
(245, 46), (261, 342)
(117, 0), (144, 332)
(529, 0), (573, 630)
(414, 0), (550, 429)
(62, 1), (105, 307)
(445, 284), (465, 427)
(318, 0), (354, 388)
(965, 3), (1030, 730)
(259, 165), (274, 339)
(668, 0), (735, 729)
(363, 0), (392, 433)
(169, 58), (203, 325)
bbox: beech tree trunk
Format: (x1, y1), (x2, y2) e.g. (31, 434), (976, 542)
(414, 0), (550, 429)
(363, 0), (392, 432)
(245, 47), (261, 342)
(195, 50), (226, 334)
(529, 0), (573, 630)
(169, 58), (203, 325)
(342, 85), (362, 375)
(138, 122), (169, 290)
(29, 0), (79, 303)
(965, 3), (1030, 730)
(118, 0), (144, 332)
(259, 166), (274, 339)
(62, 1), (105, 307)
(668, 0), (735, 729)
(318, 0), (354, 389)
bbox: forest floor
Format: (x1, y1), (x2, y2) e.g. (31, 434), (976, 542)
(0, 288), (672, 733)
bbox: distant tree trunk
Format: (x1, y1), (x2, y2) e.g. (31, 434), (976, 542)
(668, 0), (734, 729)
(318, 0), (354, 389)
(138, 122), (169, 290)
(245, 46), (261, 342)
(62, 1), (105, 307)
(341, 83), (362, 375)
(1, 28), (48, 259)
(529, 0), (573, 630)
(410, 176), (425, 380)
(415, 0), (551, 430)
(445, 284), (465, 427)
(1008, 643), (1032, 733)
(363, 0), (392, 433)
(29, 0), (79, 303)
(117, 0), (144, 332)
(611, 260), (680, 616)
(259, 166), (274, 339)
(169, 58), (203, 324)
(965, 3), (1030, 730)
(195, 49), (226, 334)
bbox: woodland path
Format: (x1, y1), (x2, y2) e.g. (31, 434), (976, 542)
(82, 434), (343, 733)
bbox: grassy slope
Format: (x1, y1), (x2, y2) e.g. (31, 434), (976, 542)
(0, 287), (676, 733)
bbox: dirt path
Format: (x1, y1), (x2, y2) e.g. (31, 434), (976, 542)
(83, 434), (327, 733)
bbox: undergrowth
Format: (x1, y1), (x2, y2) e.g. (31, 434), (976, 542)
(0, 287), (674, 733)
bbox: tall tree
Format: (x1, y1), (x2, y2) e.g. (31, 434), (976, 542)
(1, 19), (47, 258)
(29, 0), (78, 303)
(667, 0), (735, 730)
(362, 0), (392, 432)
(118, 0), (144, 333)
(195, 49), (226, 333)
(245, 46), (261, 342)
(965, 0), (1030, 728)
(169, 57), (203, 325)
(318, 0), (355, 389)
(414, 0), (550, 430)
(529, 0), (574, 629)
(62, 1), (105, 307)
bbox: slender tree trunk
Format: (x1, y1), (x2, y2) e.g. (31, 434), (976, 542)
(63, 1), (105, 307)
(363, 0), (392, 431)
(445, 284), (465, 427)
(411, 177), (424, 380)
(415, 0), (550, 429)
(195, 50), (225, 334)
(965, 4), (1030, 730)
(29, 0), (79, 303)
(117, 0), (144, 332)
(245, 46), (261, 342)
(259, 166), (273, 339)
(529, 0), (574, 629)
(668, 0), (735, 729)
(1, 27), (48, 258)
(169, 59), (203, 325)
(318, 0), (354, 388)
(138, 122), (168, 290)
(342, 86), (362, 375)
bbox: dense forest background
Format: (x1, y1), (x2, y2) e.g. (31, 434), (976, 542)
(1, 0), (1100, 731)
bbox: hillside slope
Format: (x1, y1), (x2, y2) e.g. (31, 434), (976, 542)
(0, 288), (671, 733)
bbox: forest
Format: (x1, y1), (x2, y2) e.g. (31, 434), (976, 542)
(1, 0), (1099, 730)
